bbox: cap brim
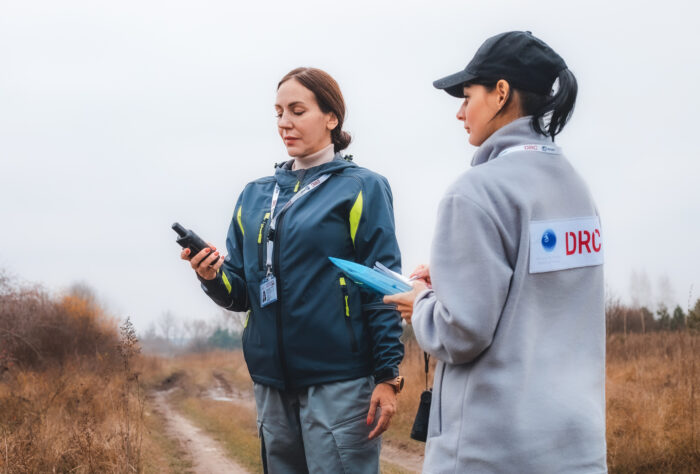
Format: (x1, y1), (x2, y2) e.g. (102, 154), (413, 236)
(433, 69), (478, 98)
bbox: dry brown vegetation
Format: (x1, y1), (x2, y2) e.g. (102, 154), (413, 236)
(141, 351), (412, 473)
(141, 350), (252, 395)
(3, 266), (698, 473)
(393, 331), (700, 472)
(607, 332), (699, 472)
(141, 351), (261, 471)
(384, 330), (438, 454)
(391, 325), (700, 473)
(137, 329), (700, 473)
(0, 276), (147, 473)
(391, 330), (700, 472)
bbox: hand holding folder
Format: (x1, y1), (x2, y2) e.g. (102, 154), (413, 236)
(328, 257), (413, 295)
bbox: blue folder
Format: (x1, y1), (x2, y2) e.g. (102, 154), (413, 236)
(328, 257), (412, 295)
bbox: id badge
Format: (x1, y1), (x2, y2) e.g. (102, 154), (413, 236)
(260, 275), (278, 307)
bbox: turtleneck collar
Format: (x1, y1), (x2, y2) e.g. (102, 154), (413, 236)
(290, 143), (335, 170)
(274, 150), (355, 189)
(471, 116), (554, 167)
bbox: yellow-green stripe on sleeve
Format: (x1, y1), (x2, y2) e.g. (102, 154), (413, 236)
(221, 271), (232, 294)
(236, 205), (245, 236)
(349, 191), (363, 247)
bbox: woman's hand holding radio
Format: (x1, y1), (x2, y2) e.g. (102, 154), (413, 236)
(181, 245), (224, 280)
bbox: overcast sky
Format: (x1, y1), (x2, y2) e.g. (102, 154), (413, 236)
(1, 0), (698, 332)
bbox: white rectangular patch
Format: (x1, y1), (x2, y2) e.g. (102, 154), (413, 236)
(529, 216), (604, 274)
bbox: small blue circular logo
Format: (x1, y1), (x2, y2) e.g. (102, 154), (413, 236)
(541, 229), (556, 252)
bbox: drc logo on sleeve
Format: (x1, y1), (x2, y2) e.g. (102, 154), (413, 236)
(529, 216), (604, 274)
(541, 229), (557, 252)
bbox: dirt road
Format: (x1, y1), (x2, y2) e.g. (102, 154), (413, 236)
(154, 372), (424, 474)
(152, 390), (250, 474)
(205, 372), (424, 473)
(381, 442), (424, 473)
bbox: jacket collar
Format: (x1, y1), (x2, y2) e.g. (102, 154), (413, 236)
(274, 153), (356, 188)
(471, 116), (555, 167)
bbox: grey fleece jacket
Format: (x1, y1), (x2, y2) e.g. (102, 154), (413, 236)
(412, 117), (606, 474)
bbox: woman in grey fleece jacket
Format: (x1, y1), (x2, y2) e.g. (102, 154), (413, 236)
(386, 32), (607, 473)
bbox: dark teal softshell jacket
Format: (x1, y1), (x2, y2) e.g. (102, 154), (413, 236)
(200, 154), (404, 390)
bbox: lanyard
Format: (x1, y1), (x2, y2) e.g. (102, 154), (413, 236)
(266, 173), (331, 275)
(423, 352), (430, 390)
(497, 143), (562, 158)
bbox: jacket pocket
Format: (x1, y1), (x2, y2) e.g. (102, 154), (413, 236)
(242, 309), (261, 347)
(338, 276), (359, 353)
(361, 302), (397, 312)
(330, 412), (380, 472)
(242, 309), (251, 345)
(331, 411), (377, 448)
(257, 212), (270, 271)
(427, 360), (445, 438)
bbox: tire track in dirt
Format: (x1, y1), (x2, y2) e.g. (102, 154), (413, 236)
(380, 442), (424, 473)
(207, 372), (256, 410)
(152, 390), (249, 474)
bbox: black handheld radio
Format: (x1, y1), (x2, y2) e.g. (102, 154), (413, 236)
(172, 222), (216, 265)
(410, 352), (432, 442)
(410, 389), (432, 442)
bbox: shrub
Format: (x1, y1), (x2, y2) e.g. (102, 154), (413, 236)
(0, 275), (120, 370)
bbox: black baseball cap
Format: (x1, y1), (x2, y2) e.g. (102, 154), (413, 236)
(433, 31), (567, 98)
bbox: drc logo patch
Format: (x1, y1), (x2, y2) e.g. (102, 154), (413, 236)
(529, 217), (604, 273)
(541, 229), (557, 252)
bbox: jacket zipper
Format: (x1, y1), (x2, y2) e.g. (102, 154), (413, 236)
(339, 276), (359, 353)
(257, 212), (270, 271)
(273, 211), (290, 389)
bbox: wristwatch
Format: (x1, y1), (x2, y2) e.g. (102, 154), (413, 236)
(383, 376), (405, 394)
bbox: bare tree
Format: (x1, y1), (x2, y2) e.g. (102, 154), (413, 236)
(183, 319), (211, 352)
(66, 281), (97, 305)
(629, 270), (652, 333)
(158, 311), (177, 342)
(629, 269), (653, 309)
(657, 275), (675, 312)
(216, 308), (247, 334)
(605, 286), (625, 335)
(143, 321), (158, 341)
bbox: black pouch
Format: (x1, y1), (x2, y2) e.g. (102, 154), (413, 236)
(410, 352), (432, 442)
(410, 389), (432, 442)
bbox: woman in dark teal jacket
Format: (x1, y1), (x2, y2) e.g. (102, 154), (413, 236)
(181, 67), (404, 473)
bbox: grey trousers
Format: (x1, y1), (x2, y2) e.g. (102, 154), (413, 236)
(253, 376), (381, 474)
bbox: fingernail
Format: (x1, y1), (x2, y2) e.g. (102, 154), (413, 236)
(205, 248), (210, 253)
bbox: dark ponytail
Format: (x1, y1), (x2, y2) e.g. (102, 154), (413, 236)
(520, 68), (578, 140)
(467, 68), (578, 141)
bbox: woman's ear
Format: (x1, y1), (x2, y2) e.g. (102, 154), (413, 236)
(495, 79), (511, 109)
(327, 113), (339, 131)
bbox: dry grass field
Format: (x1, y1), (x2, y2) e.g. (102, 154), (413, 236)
(387, 331), (699, 472)
(392, 331), (700, 472)
(606, 332), (699, 473)
(1, 270), (698, 473)
(140, 350), (414, 473)
(0, 360), (141, 472)
(137, 331), (700, 473)
(0, 278), (201, 473)
(3, 335), (699, 472)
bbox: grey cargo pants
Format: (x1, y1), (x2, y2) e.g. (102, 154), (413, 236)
(253, 375), (381, 474)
